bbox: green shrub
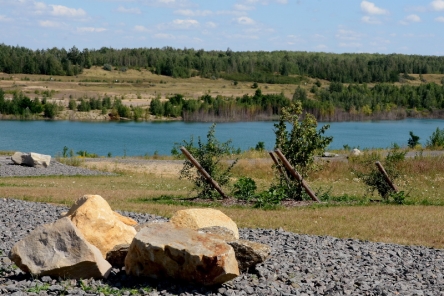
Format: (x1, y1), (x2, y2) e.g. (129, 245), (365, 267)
(427, 127), (444, 148)
(255, 186), (286, 208)
(177, 124), (238, 199)
(353, 145), (405, 201)
(233, 177), (257, 201)
(103, 64), (112, 71)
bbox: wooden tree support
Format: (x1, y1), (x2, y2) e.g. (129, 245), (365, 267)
(375, 161), (398, 192)
(268, 151), (291, 186)
(180, 146), (228, 199)
(274, 149), (320, 202)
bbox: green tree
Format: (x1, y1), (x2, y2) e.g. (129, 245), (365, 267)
(150, 98), (164, 116)
(274, 101), (332, 200)
(408, 131), (420, 148)
(43, 103), (58, 119)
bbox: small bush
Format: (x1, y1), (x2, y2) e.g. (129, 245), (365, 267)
(233, 177), (257, 201)
(103, 64), (112, 71)
(353, 145), (405, 201)
(255, 186), (286, 208)
(176, 124), (238, 199)
(427, 127), (444, 148)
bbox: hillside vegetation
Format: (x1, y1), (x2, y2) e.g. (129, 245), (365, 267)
(1, 44), (444, 121)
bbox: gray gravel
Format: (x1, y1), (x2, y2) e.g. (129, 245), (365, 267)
(1, 198), (444, 296)
(0, 156), (113, 177)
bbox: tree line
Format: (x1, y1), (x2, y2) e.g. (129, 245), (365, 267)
(2, 44), (444, 83)
(2, 80), (444, 122)
(299, 81), (444, 121)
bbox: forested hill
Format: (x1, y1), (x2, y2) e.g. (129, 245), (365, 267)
(1, 44), (444, 84)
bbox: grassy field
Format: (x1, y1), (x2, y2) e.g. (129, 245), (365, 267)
(1, 70), (444, 248)
(2, 149), (444, 249)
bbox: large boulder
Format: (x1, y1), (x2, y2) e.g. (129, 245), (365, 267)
(8, 217), (111, 279)
(64, 195), (137, 258)
(198, 226), (271, 272)
(11, 152), (51, 168)
(170, 208), (239, 239)
(125, 222), (239, 286)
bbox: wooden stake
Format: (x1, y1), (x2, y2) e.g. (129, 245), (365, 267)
(375, 161), (398, 192)
(268, 151), (291, 186)
(274, 149), (320, 202)
(180, 146), (228, 199)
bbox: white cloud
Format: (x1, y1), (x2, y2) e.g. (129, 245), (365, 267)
(406, 14), (421, 22)
(315, 44), (328, 51)
(141, 0), (190, 8)
(50, 5), (86, 17)
(339, 42), (363, 48)
(361, 16), (381, 24)
(436, 16), (444, 22)
(336, 29), (363, 41)
(312, 34), (326, 40)
(237, 16), (255, 25)
(116, 6), (141, 14)
(216, 10), (245, 16)
(134, 25), (151, 32)
(174, 9), (212, 16)
(172, 19), (199, 28)
(400, 14), (421, 24)
(234, 4), (255, 11)
(0, 15), (13, 22)
(154, 33), (175, 39)
(431, 0), (444, 11)
(39, 20), (60, 27)
(77, 27), (106, 33)
(206, 21), (217, 28)
(360, 1), (388, 15)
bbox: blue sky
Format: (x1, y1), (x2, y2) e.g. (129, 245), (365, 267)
(1, 0), (444, 55)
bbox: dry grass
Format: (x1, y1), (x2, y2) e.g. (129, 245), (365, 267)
(2, 152), (444, 248)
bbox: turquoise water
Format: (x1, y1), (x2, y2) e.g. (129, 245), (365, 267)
(0, 119), (443, 156)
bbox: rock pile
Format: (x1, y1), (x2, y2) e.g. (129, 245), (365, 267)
(8, 195), (270, 286)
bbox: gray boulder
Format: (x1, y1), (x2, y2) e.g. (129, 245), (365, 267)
(11, 151), (51, 168)
(9, 217), (112, 279)
(227, 239), (271, 271)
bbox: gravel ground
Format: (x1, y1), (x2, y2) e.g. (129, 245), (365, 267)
(0, 156), (114, 177)
(1, 198), (444, 296)
(1, 157), (444, 295)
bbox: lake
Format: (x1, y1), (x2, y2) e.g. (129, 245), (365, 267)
(0, 119), (443, 157)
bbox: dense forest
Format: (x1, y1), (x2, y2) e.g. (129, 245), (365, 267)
(2, 44), (444, 83)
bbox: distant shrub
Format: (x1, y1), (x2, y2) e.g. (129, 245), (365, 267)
(103, 64), (112, 71)
(427, 127), (444, 148)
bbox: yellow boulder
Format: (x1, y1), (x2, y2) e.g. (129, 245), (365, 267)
(65, 195), (137, 258)
(170, 208), (239, 239)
